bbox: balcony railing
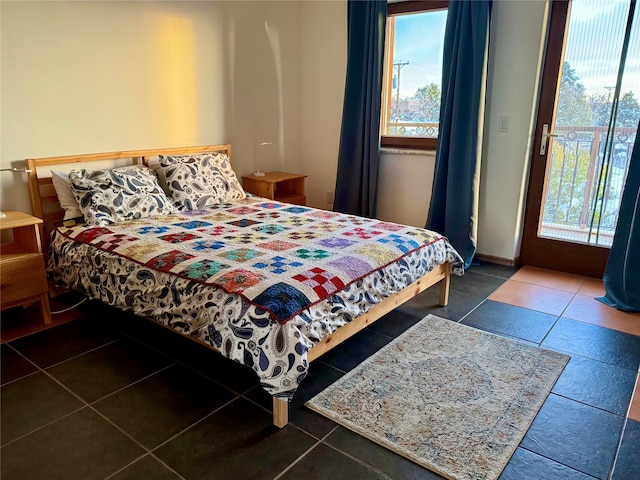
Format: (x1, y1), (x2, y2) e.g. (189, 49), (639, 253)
(386, 121), (439, 137)
(540, 125), (637, 246)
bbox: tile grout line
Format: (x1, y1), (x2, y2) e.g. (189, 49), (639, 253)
(3, 331), (213, 450)
(238, 390), (279, 416)
(517, 445), (601, 479)
(237, 392), (332, 442)
(625, 370), (640, 422)
(238, 387), (345, 444)
(4, 342), (41, 368)
(321, 441), (397, 480)
(3, 342), (236, 480)
(89, 393), (242, 479)
(55, 330), (245, 480)
(111, 324), (253, 399)
(0, 405), (88, 449)
(457, 298), (488, 323)
(1, 342), (44, 387)
(605, 416), (629, 480)
(558, 289), (579, 319)
(496, 273), (634, 336)
(146, 452), (188, 480)
(548, 389), (631, 418)
(1, 342), (89, 448)
(496, 276), (582, 296)
(102, 452), (187, 480)
(536, 316), (562, 348)
(84, 363), (176, 406)
(36, 337), (123, 371)
(4, 360), (173, 452)
(271, 425), (340, 480)
(5, 316), (338, 471)
(145, 395), (241, 453)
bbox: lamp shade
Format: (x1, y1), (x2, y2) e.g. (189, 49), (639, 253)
(0, 166), (32, 218)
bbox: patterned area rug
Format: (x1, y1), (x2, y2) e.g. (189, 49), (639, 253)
(306, 315), (569, 480)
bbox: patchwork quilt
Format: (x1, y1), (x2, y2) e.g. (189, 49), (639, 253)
(48, 197), (463, 398)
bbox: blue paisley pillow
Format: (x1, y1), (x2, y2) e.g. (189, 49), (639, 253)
(159, 153), (246, 211)
(69, 166), (178, 226)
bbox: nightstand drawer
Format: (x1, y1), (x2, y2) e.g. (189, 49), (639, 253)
(0, 254), (48, 305)
(278, 194), (306, 206)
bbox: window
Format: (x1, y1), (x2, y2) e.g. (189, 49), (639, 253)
(381, 1), (448, 150)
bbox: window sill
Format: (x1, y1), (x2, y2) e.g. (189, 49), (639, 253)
(381, 148), (436, 156)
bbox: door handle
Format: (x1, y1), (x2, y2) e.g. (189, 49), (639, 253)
(540, 123), (559, 155)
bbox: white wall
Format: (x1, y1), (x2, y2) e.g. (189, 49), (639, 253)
(377, 150), (435, 227)
(298, 1), (346, 209)
(218, 1), (302, 180)
(1, 0), (301, 214)
(478, 0), (549, 261)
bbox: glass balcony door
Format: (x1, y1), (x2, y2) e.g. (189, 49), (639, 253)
(522, 0), (639, 277)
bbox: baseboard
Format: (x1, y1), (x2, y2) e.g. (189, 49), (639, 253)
(474, 253), (521, 267)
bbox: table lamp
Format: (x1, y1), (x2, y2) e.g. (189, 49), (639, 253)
(0, 166), (32, 218)
(253, 142), (273, 177)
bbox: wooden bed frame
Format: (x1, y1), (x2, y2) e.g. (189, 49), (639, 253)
(26, 144), (451, 428)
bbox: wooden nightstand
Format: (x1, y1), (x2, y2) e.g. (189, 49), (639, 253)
(242, 172), (307, 206)
(0, 211), (52, 324)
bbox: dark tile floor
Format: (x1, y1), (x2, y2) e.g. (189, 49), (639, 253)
(1, 263), (639, 480)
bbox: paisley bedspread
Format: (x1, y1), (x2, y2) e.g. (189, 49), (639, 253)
(48, 197), (464, 399)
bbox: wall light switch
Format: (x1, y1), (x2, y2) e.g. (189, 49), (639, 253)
(498, 116), (510, 133)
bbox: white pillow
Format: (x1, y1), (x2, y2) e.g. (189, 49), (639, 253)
(51, 170), (84, 220)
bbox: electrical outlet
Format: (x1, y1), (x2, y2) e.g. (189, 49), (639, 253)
(326, 191), (334, 204)
(498, 115), (510, 133)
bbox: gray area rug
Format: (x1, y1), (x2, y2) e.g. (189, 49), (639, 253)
(306, 314), (569, 480)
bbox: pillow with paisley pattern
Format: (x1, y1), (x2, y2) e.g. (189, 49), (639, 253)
(69, 165), (178, 226)
(159, 152), (246, 211)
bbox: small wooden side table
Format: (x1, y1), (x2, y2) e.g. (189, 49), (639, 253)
(242, 172), (307, 206)
(0, 211), (52, 324)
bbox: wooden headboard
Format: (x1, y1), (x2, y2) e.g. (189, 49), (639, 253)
(26, 144), (232, 256)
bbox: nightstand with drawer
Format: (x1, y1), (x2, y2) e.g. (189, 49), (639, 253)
(0, 211), (52, 324)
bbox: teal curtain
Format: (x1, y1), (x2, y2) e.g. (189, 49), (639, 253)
(426, 0), (491, 269)
(598, 122), (640, 312)
(333, 0), (387, 218)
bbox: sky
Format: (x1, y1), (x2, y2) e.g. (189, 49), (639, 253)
(392, 10), (447, 98)
(565, 0), (640, 97)
(391, 0), (640, 100)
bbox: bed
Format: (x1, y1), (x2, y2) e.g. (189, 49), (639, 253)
(26, 144), (464, 427)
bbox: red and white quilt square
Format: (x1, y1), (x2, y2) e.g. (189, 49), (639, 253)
(292, 267), (345, 298)
(372, 221), (405, 232)
(93, 233), (138, 252)
(342, 227), (383, 240)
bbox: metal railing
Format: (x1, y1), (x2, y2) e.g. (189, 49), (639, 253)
(541, 125), (637, 246)
(385, 121), (439, 137)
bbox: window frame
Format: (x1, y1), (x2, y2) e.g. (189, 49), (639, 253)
(381, 0), (448, 151)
